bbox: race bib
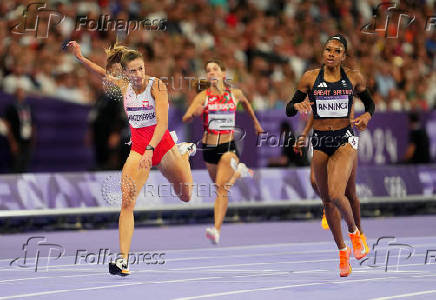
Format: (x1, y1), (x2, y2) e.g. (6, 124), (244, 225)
(21, 124), (32, 139)
(348, 136), (359, 150)
(126, 107), (157, 128)
(208, 111), (235, 131)
(316, 95), (348, 118)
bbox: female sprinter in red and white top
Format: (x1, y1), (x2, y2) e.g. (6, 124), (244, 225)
(183, 59), (263, 244)
(67, 41), (195, 276)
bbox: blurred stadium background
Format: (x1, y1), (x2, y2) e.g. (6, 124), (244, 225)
(0, 0), (436, 231)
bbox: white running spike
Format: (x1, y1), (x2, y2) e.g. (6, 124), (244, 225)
(170, 131), (178, 143)
(237, 163), (254, 178)
(178, 143), (196, 157)
(206, 227), (220, 244)
(230, 157), (238, 171)
(230, 158), (253, 178)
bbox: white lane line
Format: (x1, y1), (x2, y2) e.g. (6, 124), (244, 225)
(169, 259), (334, 271)
(173, 276), (401, 300)
(370, 290), (436, 300)
(1, 253), (434, 283)
(0, 290), (71, 300)
(0, 282), (144, 300)
(150, 236), (436, 254)
(0, 276), (222, 300)
(174, 273), (436, 300)
(293, 269), (328, 274)
(233, 272), (290, 278)
(0, 248), (337, 271)
(2, 240), (434, 270)
(1, 234), (434, 263)
(168, 252), (436, 272)
(151, 277), (220, 284)
(0, 272), (104, 283)
(0, 241), (334, 263)
(0, 248), (339, 272)
(1, 265), (435, 299)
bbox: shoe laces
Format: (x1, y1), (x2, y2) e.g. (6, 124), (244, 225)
(339, 248), (349, 267)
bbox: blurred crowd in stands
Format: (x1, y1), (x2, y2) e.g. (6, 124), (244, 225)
(1, 0), (435, 110)
(0, 0), (435, 171)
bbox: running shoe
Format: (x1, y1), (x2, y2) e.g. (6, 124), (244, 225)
(230, 158), (254, 178)
(178, 142), (197, 157)
(361, 233), (370, 256)
(109, 258), (130, 276)
(349, 229), (369, 260)
(237, 163), (254, 178)
(170, 131), (179, 143)
(321, 209), (329, 230)
(339, 246), (352, 277)
(206, 227), (220, 244)
(230, 157), (238, 171)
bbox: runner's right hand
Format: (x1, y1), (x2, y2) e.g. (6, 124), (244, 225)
(294, 99), (313, 114)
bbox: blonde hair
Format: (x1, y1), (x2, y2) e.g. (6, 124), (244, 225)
(105, 44), (128, 70)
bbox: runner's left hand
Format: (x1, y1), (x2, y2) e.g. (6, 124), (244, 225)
(254, 122), (264, 135)
(139, 150), (153, 170)
(351, 112), (371, 131)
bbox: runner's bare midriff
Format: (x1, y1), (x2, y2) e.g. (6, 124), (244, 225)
(202, 131), (234, 145)
(313, 118), (351, 131)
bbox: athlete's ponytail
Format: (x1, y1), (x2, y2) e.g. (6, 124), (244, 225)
(105, 43), (128, 70)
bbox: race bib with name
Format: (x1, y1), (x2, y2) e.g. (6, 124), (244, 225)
(208, 111), (235, 131)
(126, 106), (157, 128)
(316, 95), (349, 118)
(348, 136), (359, 150)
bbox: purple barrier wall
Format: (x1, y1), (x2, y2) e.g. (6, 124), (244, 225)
(1, 91), (434, 172)
(0, 164), (435, 211)
(0, 93), (94, 172)
(187, 111), (433, 168)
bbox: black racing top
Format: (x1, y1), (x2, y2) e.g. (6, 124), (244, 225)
(309, 66), (354, 119)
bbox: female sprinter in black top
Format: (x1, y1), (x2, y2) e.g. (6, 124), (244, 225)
(295, 109), (365, 237)
(286, 34), (374, 277)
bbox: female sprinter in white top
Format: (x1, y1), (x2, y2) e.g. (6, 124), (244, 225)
(67, 41), (196, 276)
